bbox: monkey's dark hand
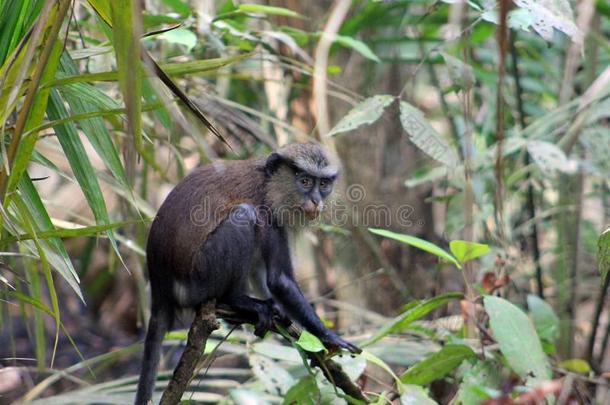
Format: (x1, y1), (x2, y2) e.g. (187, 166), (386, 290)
(320, 331), (361, 354)
(254, 301), (275, 338)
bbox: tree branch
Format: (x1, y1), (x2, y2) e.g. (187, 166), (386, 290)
(160, 302), (368, 404)
(160, 301), (219, 405)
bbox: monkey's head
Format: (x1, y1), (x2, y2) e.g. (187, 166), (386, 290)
(264, 142), (339, 225)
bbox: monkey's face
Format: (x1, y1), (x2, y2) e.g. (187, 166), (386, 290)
(264, 143), (339, 226)
(294, 171), (334, 220)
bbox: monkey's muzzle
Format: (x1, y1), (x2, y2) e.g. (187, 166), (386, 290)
(302, 200), (323, 220)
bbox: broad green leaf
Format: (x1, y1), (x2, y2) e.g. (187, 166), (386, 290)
(449, 240), (490, 264)
(157, 27), (197, 52)
(86, 0), (112, 26)
(527, 295), (560, 343)
(249, 354), (295, 396)
(399, 101), (459, 168)
(363, 292), (463, 346)
(441, 52), (475, 90)
(295, 330), (327, 353)
(456, 360), (501, 405)
(527, 140), (577, 176)
(484, 296), (552, 386)
(230, 390), (273, 405)
(513, 0), (582, 44)
(282, 376), (319, 405)
(238, 4), (302, 18)
(559, 359), (591, 374)
(110, 0), (143, 151)
(400, 345), (475, 386)
(333, 352), (367, 381)
(598, 227), (610, 283)
(161, 0), (190, 16)
(331, 34), (381, 62)
(400, 385), (438, 405)
(369, 228), (461, 268)
(253, 341), (301, 363)
(328, 95), (394, 137)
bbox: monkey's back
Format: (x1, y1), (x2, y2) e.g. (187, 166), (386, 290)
(146, 157), (267, 284)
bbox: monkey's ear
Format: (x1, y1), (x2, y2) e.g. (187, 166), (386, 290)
(265, 153), (283, 176)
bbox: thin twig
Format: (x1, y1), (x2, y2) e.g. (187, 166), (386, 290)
(586, 275), (610, 369)
(509, 32), (544, 298)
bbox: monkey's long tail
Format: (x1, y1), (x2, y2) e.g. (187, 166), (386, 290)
(134, 306), (172, 405)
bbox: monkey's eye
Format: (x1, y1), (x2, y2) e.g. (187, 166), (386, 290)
(319, 179), (331, 190)
(300, 177), (313, 189)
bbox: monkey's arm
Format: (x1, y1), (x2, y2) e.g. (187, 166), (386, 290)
(262, 225), (360, 353)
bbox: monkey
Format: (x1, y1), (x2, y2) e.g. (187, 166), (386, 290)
(135, 142), (360, 405)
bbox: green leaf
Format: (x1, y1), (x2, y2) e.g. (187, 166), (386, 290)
(87, 0), (112, 26)
(110, 0), (143, 151)
(162, 0), (190, 16)
(295, 330), (327, 353)
(45, 53), (254, 87)
(527, 140), (577, 176)
(527, 295), (560, 343)
(484, 296), (552, 386)
(157, 27), (197, 52)
(456, 360), (501, 405)
(441, 52), (475, 90)
(282, 376), (320, 405)
(15, 176), (82, 300)
(238, 4), (302, 18)
(47, 91), (120, 258)
(400, 345), (476, 386)
(399, 101), (459, 168)
(363, 292), (463, 346)
(0, 0), (43, 65)
(449, 240), (490, 264)
(58, 54), (130, 191)
(331, 34), (381, 62)
(369, 228), (461, 269)
(400, 385), (438, 405)
(4, 39), (63, 201)
(328, 95), (394, 137)
(5, 220), (141, 243)
(559, 359), (591, 374)
(598, 227), (610, 283)
(249, 354), (295, 396)
(361, 350), (404, 391)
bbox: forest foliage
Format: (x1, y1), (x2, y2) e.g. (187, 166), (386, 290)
(0, 0), (609, 404)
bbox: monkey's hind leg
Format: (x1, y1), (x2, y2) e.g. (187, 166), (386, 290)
(221, 295), (276, 337)
(135, 303), (172, 405)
